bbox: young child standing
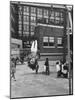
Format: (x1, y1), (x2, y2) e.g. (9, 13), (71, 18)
(56, 61), (61, 77)
(44, 58), (50, 75)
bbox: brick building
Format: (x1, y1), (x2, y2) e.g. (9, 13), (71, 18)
(35, 24), (65, 60)
(10, 1), (73, 60)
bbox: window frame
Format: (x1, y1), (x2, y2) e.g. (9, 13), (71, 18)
(43, 9), (48, 18)
(23, 15), (29, 22)
(23, 24), (29, 31)
(30, 16), (36, 23)
(37, 8), (42, 16)
(30, 25), (35, 32)
(43, 36), (55, 48)
(49, 37), (55, 47)
(31, 7), (36, 14)
(18, 24), (22, 31)
(43, 37), (49, 47)
(23, 31), (29, 37)
(23, 6), (29, 13)
(57, 37), (63, 48)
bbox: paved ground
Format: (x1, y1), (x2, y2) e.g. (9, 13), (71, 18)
(11, 61), (70, 98)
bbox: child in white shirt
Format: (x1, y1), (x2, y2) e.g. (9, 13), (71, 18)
(56, 61), (61, 77)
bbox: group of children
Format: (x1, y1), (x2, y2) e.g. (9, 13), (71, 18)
(56, 61), (68, 78)
(44, 58), (68, 78)
(10, 57), (68, 81)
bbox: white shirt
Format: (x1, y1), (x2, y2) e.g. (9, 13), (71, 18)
(62, 65), (67, 74)
(56, 64), (60, 72)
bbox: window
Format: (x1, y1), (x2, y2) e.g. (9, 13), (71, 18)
(55, 12), (60, 24)
(31, 32), (34, 36)
(37, 17), (43, 23)
(31, 16), (36, 23)
(31, 7), (36, 14)
(44, 9), (48, 17)
(30, 25), (35, 31)
(57, 38), (63, 46)
(50, 11), (55, 23)
(18, 31), (22, 36)
(23, 6), (29, 13)
(18, 14), (22, 20)
(50, 11), (55, 18)
(23, 24), (29, 31)
(60, 12), (63, 18)
(18, 6), (22, 15)
(43, 37), (48, 46)
(37, 8), (42, 16)
(23, 21), (29, 25)
(55, 12), (60, 17)
(23, 6), (29, 15)
(49, 11), (64, 25)
(23, 32), (29, 36)
(43, 37), (55, 47)
(23, 41), (30, 48)
(18, 24), (22, 30)
(49, 37), (54, 46)
(23, 15), (29, 22)
(60, 12), (64, 24)
(18, 20), (22, 24)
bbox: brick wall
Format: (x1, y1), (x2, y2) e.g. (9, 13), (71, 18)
(35, 25), (64, 54)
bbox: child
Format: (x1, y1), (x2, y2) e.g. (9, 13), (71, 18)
(11, 58), (16, 81)
(62, 62), (68, 78)
(45, 58), (50, 75)
(35, 59), (39, 74)
(56, 61), (61, 77)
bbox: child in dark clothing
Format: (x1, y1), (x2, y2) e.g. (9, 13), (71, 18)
(62, 63), (68, 78)
(45, 58), (50, 75)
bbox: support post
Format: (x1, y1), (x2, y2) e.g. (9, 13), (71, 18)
(67, 11), (71, 95)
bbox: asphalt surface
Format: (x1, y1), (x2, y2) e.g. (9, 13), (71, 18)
(11, 61), (69, 98)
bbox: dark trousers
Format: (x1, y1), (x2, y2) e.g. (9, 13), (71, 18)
(36, 64), (39, 74)
(57, 70), (61, 77)
(62, 73), (68, 78)
(46, 66), (50, 75)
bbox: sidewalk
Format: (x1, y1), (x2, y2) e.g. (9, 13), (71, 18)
(11, 61), (69, 98)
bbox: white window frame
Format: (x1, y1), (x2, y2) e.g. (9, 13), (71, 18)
(57, 37), (63, 48)
(43, 37), (48, 47)
(31, 16), (36, 23)
(49, 37), (55, 48)
(43, 37), (55, 48)
(43, 37), (48, 42)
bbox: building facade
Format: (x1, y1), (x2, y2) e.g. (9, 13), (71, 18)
(10, 1), (72, 60)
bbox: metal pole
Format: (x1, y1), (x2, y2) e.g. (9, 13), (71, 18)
(67, 11), (71, 95)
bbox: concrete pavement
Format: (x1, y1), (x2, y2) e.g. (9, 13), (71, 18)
(11, 61), (69, 98)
